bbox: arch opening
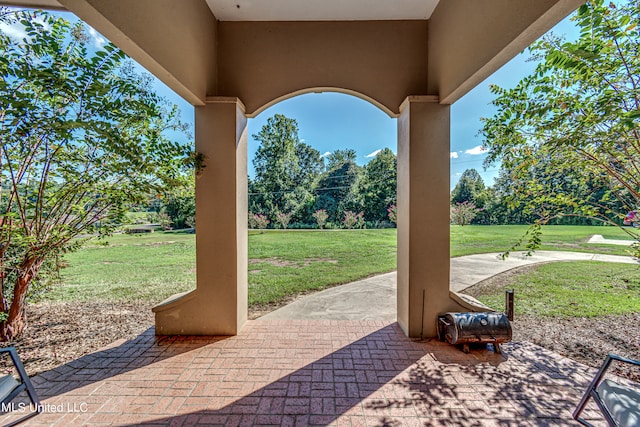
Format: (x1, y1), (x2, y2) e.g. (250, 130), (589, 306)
(246, 91), (398, 321)
(247, 87), (399, 119)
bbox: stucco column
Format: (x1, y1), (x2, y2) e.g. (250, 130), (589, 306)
(153, 97), (248, 335)
(397, 96), (451, 338)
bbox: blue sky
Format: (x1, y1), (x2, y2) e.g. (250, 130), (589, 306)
(4, 6), (578, 190)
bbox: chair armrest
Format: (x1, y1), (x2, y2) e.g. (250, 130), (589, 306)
(0, 346), (40, 410)
(0, 347), (17, 355)
(608, 354), (640, 367)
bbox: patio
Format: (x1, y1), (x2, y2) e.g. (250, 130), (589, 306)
(1, 320), (605, 426)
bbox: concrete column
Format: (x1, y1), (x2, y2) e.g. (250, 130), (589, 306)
(153, 98), (248, 335)
(397, 96), (452, 338)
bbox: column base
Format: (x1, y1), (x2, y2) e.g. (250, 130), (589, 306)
(153, 290), (244, 336)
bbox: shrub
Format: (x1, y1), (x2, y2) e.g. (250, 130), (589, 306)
(365, 220), (395, 229)
(312, 209), (329, 229)
(450, 201), (479, 226)
(148, 212), (173, 230)
(275, 212), (292, 229)
(343, 211), (365, 229)
(253, 214), (270, 233)
(387, 205), (397, 224)
(248, 212), (258, 229)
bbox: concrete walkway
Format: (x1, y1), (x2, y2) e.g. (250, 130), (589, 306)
(261, 250), (637, 321)
(588, 234), (635, 246)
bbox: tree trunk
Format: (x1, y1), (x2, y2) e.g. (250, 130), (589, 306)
(0, 256), (40, 341)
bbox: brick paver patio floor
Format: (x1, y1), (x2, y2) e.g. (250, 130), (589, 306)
(1, 320), (608, 426)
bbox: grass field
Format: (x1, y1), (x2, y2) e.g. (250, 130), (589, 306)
(450, 224), (634, 257)
(467, 261), (640, 317)
(49, 225), (637, 308)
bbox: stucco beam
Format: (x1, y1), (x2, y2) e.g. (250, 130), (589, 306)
(0, 0), (64, 9)
(218, 20), (429, 116)
(58, 0), (218, 106)
(428, 0), (584, 104)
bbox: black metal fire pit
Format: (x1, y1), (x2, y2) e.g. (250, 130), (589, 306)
(437, 312), (512, 353)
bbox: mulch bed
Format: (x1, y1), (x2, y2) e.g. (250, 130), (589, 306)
(466, 265), (640, 382)
(1, 283), (639, 383)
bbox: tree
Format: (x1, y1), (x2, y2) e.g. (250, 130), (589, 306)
(0, 10), (191, 339)
(314, 160), (363, 223)
(325, 149), (356, 171)
(481, 0), (640, 254)
(362, 148), (397, 222)
(251, 114), (323, 221)
(451, 169), (485, 205)
(163, 186), (196, 230)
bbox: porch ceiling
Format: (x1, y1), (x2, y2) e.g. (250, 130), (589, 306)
(205, 0), (440, 21)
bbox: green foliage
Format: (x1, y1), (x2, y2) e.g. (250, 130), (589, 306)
(498, 222), (542, 260)
(162, 186), (195, 229)
(482, 0), (640, 253)
(248, 116), (396, 227)
(451, 169), (485, 206)
(314, 160), (363, 222)
(0, 10), (191, 338)
(251, 114), (323, 221)
(147, 212), (172, 230)
(325, 149), (356, 171)
(361, 148), (397, 221)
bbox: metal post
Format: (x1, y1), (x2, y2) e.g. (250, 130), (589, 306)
(505, 290), (514, 321)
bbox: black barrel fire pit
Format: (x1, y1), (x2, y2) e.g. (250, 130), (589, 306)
(437, 312), (512, 353)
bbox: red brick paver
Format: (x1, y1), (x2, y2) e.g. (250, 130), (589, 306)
(1, 320), (608, 426)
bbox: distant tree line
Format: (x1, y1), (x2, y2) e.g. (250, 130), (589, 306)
(450, 166), (627, 227)
(248, 114), (397, 229)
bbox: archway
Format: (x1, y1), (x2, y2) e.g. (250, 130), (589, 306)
(245, 92), (398, 320)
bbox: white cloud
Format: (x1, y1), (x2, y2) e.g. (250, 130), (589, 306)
(320, 151), (331, 158)
(450, 152), (459, 159)
(455, 172), (462, 176)
(365, 149), (382, 158)
(0, 22), (27, 41)
(88, 26), (106, 48)
(464, 145), (488, 155)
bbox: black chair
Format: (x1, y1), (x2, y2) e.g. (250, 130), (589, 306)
(0, 347), (40, 426)
(573, 354), (640, 427)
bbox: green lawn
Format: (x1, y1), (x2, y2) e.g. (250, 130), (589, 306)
(467, 261), (640, 317)
(48, 225), (637, 308)
(247, 230), (396, 305)
(450, 224), (634, 257)
(45, 231), (197, 303)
